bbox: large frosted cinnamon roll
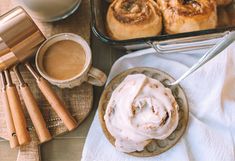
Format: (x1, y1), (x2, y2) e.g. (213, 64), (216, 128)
(104, 74), (179, 152)
(106, 0), (162, 40)
(158, 0), (217, 34)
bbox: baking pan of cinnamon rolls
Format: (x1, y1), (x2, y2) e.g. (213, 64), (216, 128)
(91, 0), (235, 49)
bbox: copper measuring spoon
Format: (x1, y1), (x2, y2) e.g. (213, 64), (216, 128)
(25, 63), (78, 131)
(13, 66), (52, 143)
(0, 7), (77, 147)
(0, 72), (19, 148)
(4, 69), (31, 145)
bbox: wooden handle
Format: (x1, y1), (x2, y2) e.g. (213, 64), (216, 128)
(6, 85), (31, 145)
(20, 84), (52, 143)
(1, 90), (19, 148)
(37, 78), (77, 131)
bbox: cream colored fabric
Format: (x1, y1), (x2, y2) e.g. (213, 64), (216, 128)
(82, 43), (235, 161)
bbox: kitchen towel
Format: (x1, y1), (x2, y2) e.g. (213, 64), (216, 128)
(82, 43), (235, 161)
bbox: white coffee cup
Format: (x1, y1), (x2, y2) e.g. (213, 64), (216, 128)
(36, 33), (107, 88)
(18, 0), (82, 22)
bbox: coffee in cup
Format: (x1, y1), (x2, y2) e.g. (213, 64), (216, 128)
(36, 33), (107, 88)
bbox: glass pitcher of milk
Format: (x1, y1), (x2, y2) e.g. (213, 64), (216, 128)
(18, 0), (82, 22)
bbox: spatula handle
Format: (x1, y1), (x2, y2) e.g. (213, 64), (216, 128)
(20, 84), (52, 143)
(6, 85), (31, 145)
(37, 78), (77, 131)
(1, 89), (19, 148)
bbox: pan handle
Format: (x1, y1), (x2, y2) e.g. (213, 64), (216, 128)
(147, 31), (229, 54)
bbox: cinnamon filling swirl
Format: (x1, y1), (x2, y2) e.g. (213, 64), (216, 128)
(169, 0), (215, 17)
(159, 0), (217, 34)
(106, 0), (218, 38)
(106, 0), (162, 40)
(111, 0), (159, 24)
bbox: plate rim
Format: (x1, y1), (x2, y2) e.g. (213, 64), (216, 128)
(98, 67), (189, 157)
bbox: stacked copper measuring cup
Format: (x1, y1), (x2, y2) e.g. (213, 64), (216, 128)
(0, 7), (77, 148)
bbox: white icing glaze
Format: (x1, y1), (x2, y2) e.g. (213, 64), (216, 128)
(104, 74), (179, 152)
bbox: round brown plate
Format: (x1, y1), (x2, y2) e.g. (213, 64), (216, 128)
(98, 67), (189, 157)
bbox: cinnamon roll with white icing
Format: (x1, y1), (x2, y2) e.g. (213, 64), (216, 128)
(158, 0), (217, 34)
(104, 74), (179, 152)
(106, 0), (162, 40)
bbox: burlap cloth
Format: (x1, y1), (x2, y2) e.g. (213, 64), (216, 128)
(0, 0), (92, 161)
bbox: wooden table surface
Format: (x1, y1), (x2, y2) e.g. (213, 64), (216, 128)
(0, 26), (124, 161)
(0, 3), (125, 161)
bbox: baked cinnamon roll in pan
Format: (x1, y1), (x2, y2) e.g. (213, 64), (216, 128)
(106, 0), (162, 40)
(158, 0), (217, 34)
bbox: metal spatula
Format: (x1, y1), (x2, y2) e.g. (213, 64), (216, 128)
(167, 31), (235, 87)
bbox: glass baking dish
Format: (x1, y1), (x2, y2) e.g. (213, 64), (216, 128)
(91, 0), (235, 53)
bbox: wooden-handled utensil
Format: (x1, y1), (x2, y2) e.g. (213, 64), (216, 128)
(13, 66), (52, 143)
(0, 72), (19, 148)
(25, 63), (78, 131)
(4, 69), (31, 145)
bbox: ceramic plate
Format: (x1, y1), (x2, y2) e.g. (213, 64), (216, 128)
(98, 67), (189, 157)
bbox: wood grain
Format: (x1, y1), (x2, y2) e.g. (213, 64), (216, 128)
(20, 84), (52, 143)
(6, 85), (31, 146)
(0, 0), (125, 161)
(0, 0), (93, 161)
(1, 89), (19, 148)
(36, 78), (77, 131)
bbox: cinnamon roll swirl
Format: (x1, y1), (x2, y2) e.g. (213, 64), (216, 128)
(104, 74), (179, 152)
(158, 0), (217, 34)
(106, 0), (162, 40)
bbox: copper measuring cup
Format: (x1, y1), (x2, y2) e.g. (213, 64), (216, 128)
(0, 7), (77, 146)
